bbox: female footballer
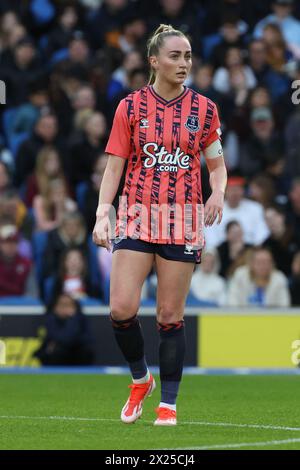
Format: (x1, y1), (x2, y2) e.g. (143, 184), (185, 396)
(93, 24), (227, 425)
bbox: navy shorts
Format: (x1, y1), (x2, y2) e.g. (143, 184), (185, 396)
(112, 238), (202, 264)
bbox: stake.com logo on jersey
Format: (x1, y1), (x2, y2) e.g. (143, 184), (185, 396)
(142, 143), (190, 172)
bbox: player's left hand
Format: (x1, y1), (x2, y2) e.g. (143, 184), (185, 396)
(204, 190), (224, 226)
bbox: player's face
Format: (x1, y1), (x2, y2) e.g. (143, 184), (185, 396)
(152, 36), (192, 86)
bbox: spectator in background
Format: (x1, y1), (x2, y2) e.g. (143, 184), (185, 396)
(45, 2), (82, 59)
(51, 248), (100, 300)
(239, 107), (285, 179)
(227, 246), (291, 307)
(190, 63), (224, 104)
(225, 63), (256, 137)
(201, 0), (261, 36)
(148, 0), (203, 57)
(71, 84), (96, 115)
(247, 40), (291, 102)
(109, 66), (148, 118)
(210, 14), (247, 68)
(248, 86), (272, 113)
(34, 293), (95, 365)
(0, 23), (27, 64)
(285, 67), (300, 177)
(25, 145), (70, 207)
(263, 23), (295, 73)
(248, 173), (276, 208)
(107, 49), (143, 101)
(14, 110), (64, 187)
(88, 58), (111, 117)
(87, 0), (132, 50)
(33, 178), (77, 231)
(117, 14), (147, 54)
(213, 46), (257, 95)
(248, 39), (271, 84)
(0, 10), (22, 53)
(190, 250), (227, 306)
(0, 189), (33, 240)
(43, 211), (88, 279)
(263, 205), (298, 276)
(289, 251), (300, 305)
(12, 80), (50, 135)
(47, 62), (85, 136)
(0, 36), (43, 106)
(66, 30), (91, 76)
(217, 221), (252, 279)
(0, 142), (13, 174)
(0, 214), (32, 260)
(68, 111), (107, 187)
(254, 0), (300, 50)
(205, 176), (269, 249)
(0, 162), (12, 196)
(0, 224), (37, 297)
(286, 178), (300, 246)
(82, 154), (108, 233)
(51, 29), (92, 83)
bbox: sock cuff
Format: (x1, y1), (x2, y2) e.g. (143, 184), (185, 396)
(157, 320), (185, 333)
(110, 313), (138, 329)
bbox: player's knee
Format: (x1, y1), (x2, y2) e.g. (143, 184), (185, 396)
(157, 304), (184, 324)
(110, 298), (139, 321)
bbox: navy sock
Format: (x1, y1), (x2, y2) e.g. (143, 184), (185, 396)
(161, 380), (180, 405)
(129, 358), (148, 380)
(157, 320), (185, 405)
(110, 313), (148, 380)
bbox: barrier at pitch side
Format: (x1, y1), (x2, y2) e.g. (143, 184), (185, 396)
(0, 306), (299, 368)
(198, 312), (300, 368)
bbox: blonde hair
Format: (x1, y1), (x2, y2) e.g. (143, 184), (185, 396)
(42, 177), (68, 220)
(147, 23), (189, 85)
(35, 146), (65, 198)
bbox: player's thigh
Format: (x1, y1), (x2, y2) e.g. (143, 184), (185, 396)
(110, 249), (154, 319)
(155, 254), (195, 323)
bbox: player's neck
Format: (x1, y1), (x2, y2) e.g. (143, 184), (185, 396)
(151, 80), (185, 102)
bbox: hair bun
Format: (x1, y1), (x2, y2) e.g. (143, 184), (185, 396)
(154, 24), (174, 36)
(162, 25), (173, 32)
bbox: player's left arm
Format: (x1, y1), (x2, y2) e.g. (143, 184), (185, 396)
(203, 138), (227, 227)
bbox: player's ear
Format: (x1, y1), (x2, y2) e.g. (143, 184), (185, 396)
(149, 55), (158, 70)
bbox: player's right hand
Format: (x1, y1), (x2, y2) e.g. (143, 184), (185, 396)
(92, 217), (111, 251)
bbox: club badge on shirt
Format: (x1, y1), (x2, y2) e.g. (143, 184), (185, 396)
(185, 115), (200, 132)
(140, 118), (149, 128)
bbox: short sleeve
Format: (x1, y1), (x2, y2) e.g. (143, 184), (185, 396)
(105, 99), (131, 159)
(203, 102), (222, 149)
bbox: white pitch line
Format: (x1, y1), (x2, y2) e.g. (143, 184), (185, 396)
(177, 421), (300, 432)
(169, 437), (300, 450)
(0, 415), (300, 433)
(0, 415), (120, 423)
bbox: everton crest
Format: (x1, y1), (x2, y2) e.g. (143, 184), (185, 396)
(184, 115), (200, 133)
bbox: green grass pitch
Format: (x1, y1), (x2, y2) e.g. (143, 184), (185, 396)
(0, 374), (300, 450)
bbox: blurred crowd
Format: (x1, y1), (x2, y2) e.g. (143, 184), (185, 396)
(0, 0), (300, 309)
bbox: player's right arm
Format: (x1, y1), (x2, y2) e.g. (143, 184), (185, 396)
(93, 99), (131, 250)
(93, 155), (126, 250)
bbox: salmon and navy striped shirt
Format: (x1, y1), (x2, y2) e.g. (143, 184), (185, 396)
(105, 84), (222, 247)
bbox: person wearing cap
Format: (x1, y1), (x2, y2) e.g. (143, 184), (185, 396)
(204, 176), (269, 249)
(254, 0), (300, 49)
(0, 224), (38, 297)
(239, 106), (285, 179)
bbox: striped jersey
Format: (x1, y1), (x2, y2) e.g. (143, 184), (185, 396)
(105, 85), (221, 246)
